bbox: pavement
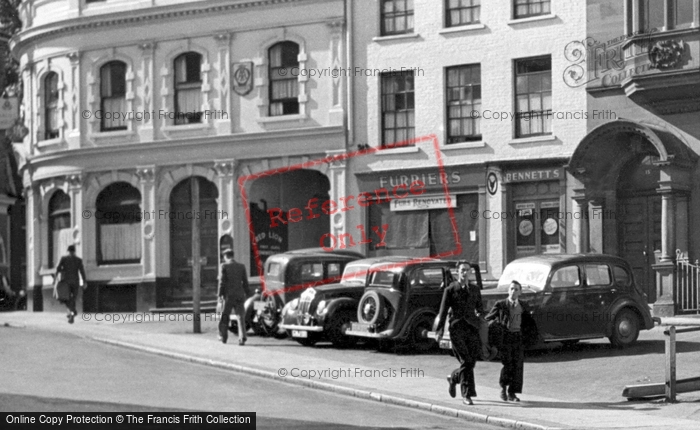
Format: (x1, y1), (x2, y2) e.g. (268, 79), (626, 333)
(3, 311), (700, 430)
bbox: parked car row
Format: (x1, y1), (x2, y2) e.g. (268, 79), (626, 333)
(231, 249), (656, 353)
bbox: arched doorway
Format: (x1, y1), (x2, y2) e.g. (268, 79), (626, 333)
(569, 120), (697, 313)
(168, 177), (219, 307)
(247, 170), (330, 276)
(617, 155), (661, 302)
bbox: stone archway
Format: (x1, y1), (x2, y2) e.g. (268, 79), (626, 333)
(568, 119), (696, 314)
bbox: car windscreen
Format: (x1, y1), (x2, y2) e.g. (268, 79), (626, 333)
(340, 263), (370, 285)
(368, 270), (398, 288)
(497, 262), (549, 291)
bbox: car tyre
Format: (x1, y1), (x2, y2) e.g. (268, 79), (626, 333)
(328, 310), (358, 348)
(256, 295), (288, 338)
(408, 315), (437, 353)
(357, 291), (386, 325)
(609, 308), (640, 348)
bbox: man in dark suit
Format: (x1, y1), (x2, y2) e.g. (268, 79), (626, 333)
(54, 245), (87, 324)
(486, 280), (539, 402)
(434, 262), (485, 405)
(218, 249), (250, 345)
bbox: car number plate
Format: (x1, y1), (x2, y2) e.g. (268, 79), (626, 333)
(253, 301), (266, 311)
(351, 323), (370, 332)
(292, 330), (307, 338)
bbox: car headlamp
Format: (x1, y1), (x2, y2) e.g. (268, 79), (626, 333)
(316, 300), (327, 315)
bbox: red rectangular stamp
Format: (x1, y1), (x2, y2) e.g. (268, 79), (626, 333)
(238, 134), (461, 298)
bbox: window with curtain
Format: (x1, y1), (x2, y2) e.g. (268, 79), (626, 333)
(446, 0), (480, 27)
(515, 56), (551, 138)
(446, 64), (481, 144)
(367, 194), (479, 262)
(513, 0), (551, 19)
(381, 70), (415, 147)
(381, 0), (414, 35)
(174, 52), (203, 125)
(49, 191), (71, 268)
(100, 61), (127, 131)
(96, 183), (142, 264)
(44, 72), (59, 140)
(269, 42), (300, 116)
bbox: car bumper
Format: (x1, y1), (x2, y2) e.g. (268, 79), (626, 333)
(279, 324), (324, 332)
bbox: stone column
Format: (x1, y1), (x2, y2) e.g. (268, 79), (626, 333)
(326, 150), (347, 245)
(588, 197), (604, 254)
(137, 166), (157, 277)
(652, 185), (676, 317)
(215, 160), (236, 265)
(214, 34), (232, 134)
(67, 173), (84, 312)
(572, 190), (589, 254)
(327, 20), (345, 126)
(25, 185), (43, 311)
(138, 42), (156, 142)
(66, 52), (81, 148)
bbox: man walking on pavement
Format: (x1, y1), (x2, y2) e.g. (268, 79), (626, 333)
(218, 249), (251, 345)
(54, 245), (87, 324)
(434, 262), (487, 405)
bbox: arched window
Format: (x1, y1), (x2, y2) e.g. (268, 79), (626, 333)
(49, 191), (71, 268)
(269, 42), (299, 116)
(174, 52), (203, 125)
(96, 183), (142, 264)
(100, 61), (127, 131)
(44, 72), (59, 140)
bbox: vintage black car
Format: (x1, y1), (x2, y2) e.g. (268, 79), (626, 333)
(0, 272), (25, 312)
(279, 256), (413, 347)
(229, 248), (363, 337)
(436, 254), (655, 350)
(346, 259), (480, 351)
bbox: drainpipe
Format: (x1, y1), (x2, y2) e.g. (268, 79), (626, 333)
(345, 0), (354, 148)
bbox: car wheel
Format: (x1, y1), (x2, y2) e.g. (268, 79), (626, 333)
(328, 310), (358, 348)
(357, 291), (386, 325)
(408, 315), (437, 353)
(609, 309), (640, 348)
(256, 295), (288, 338)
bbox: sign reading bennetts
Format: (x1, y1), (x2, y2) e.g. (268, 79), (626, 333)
(503, 168), (562, 183)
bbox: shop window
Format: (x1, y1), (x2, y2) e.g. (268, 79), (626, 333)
(550, 266), (580, 289)
(446, 64), (481, 144)
(174, 52), (203, 125)
(100, 61), (127, 131)
(515, 200), (561, 258)
(368, 194), (479, 262)
(514, 56), (551, 138)
(513, 0), (550, 19)
(96, 183), (142, 265)
(269, 42), (300, 116)
(446, 0), (480, 27)
(48, 191), (71, 268)
(381, 70), (415, 147)
(44, 72), (59, 140)
(584, 264), (612, 286)
(381, 0), (414, 36)
(637, 0), (694, 32)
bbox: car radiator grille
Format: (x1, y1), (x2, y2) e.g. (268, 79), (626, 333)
(298, 294), (314, 315)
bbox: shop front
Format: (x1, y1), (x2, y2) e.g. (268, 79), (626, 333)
(499, 164), (568, 264)
(355, 166), (486, 267)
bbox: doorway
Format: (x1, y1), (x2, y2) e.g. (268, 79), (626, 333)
(617, 156), (661, 302)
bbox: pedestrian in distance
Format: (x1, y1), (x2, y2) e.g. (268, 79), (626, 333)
(434, 262), (486, 405)
(53, 245), (87, 324)
(486, 280), (539, 402)
(218, 249), (251, 345)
